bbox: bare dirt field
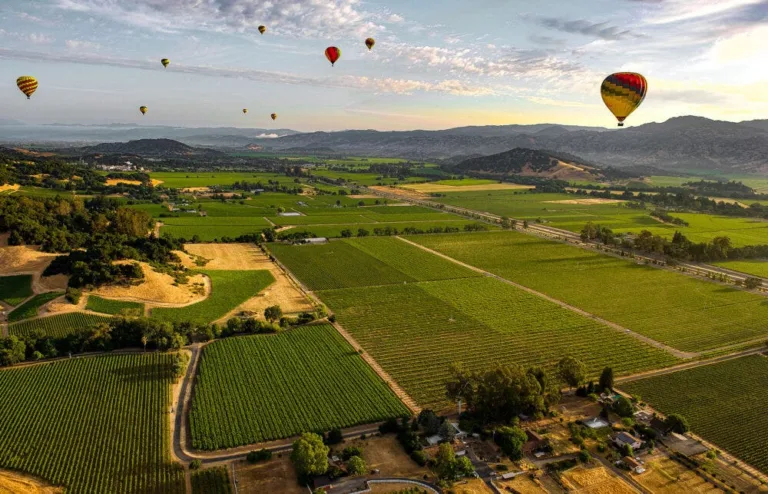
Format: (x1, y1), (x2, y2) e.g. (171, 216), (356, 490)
(349, 194), (379, 199)
(45, 295), (87, 315)
(544, 198), (626, 205)
(105, 179), (163, 186)
(342, 434), (430, 480)
(635, 456), (724, 494)
(92, 261), (208, 305)
(496, 474), (549, 494)
(399, 183), (533, 194)
(561, 465), (635, 494)
(450, 478), (494, 493)
(0, 184), (20, 194)
(234, 457), (305, 494)
(0, 469), (62, 494)
(0, 245), (58, 276)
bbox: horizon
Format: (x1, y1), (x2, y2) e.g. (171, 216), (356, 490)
(1, 1), (766, 131)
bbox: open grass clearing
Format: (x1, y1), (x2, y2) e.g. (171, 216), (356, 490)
(8, 292), (64, 322)
(85, 295), (144, 316)
(0, 274), (33, 306)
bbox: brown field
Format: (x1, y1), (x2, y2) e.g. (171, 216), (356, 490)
(450, 479), (494, 494)
(635, 456), (724, 494)
(545, 198), (625, 205)
(12, 148), (56, 158)
(45, 295), (87, 315)
(341, 434), (430, 479)
(92, 261), (208, 305)
(0, 469), (62, 494)
(0, 245), (58, 276)
(105, 178), (163, 186)
(181, 244), (313, 321)
(0, 184), (20, 194)
(399, 183), (533, 194)
(234, 457), (305, 494)
(349, 194), (379, 199)
(496, 474), (549, 494)
(561, 465), (635, 494)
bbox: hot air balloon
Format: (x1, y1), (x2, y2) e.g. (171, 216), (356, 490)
(243, 108), (248, 114)
(325, 46), (341, 66)
(161, 58), (170, 68)
(271, 113), (277, 121)
(600, 72), (647, 127)
(139, 106), (148, 115)
(16, 76), (38, 100)
(365, 38), (375, 50)
(258, 25), (266, 35)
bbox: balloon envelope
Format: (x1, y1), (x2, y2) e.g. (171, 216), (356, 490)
(600, 72), (647, 127)
(16, 76), (38, 99)
(258, 25), (266, 34)
(243, 109), (248, 114)
(139, 106), (148, 115)
(325, 46), (341, 66)
(271, 113), (277, 120)
(365, 38), (375, 50)
(161, 58), (170, 68)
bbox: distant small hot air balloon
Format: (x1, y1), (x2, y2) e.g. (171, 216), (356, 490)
(325, 46), (341, 66)
(161, 58), (170, 68)
(600, 72), (647, 127)
(270, 113), (277, 121)
(16, 76), (38, 100)
(243, 108), (248, 114)
(139, 106), (148, 115)
(258, 25), (266, 35)
(365, 38), (375, 51)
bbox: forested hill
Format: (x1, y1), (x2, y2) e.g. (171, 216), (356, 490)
(80, 139), (225, 158)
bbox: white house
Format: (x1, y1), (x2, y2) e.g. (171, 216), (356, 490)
(613, 432), (642, 450)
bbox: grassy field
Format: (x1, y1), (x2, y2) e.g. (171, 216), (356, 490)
(190, 325), (410, 449)
(711, 259), (768, 279)
(278, 220), (489, 239)
(433, 178), (498, 186)
(149, 171), (288, 188)
(271, 239), (678, 409)
(86, 295), (144, 316)
(9, 312), (112, 339)
(7, 292), (63, 322)
(412, 231), (768, 353)
(151, 270), (274, 324)
(0, 275), (33, 306)
(311, 169), (426, 186)
(191, 467), (232, 494)
(622, 355), (768, 475)
(270, 237), (480, 291)
(0, 353), (184, 493)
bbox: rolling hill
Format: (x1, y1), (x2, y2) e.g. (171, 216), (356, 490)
(80, 139), (225, 158)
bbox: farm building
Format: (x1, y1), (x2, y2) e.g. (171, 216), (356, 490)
(584, 417), (610, 429)
(279, 211), (302, 217)
(523, 430), (546, 453)
(623, 456), (646, 474)
(613, 432), (642, 450)
(303, 237), (329, 245)
(633, 410), (653, 423)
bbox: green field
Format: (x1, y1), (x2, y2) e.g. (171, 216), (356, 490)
(279, 220), (490, 240)
(412, 231), (768, 353)
(622, 355), (768, 474)
(712, 259), (768, 279)
(7, 291), (64, 322)
(190, 325), (410, 449)
(191, 467), (232, 494)
(433, 179), (498, 186)
(0, 353), (184, 493)
(270, 237), (479, 291)
(151, 270), (274, 324)
(311, 169), (426, 186)
(0, 274), (33, 306)
(271, 239), (678, 409)
(150, 171), (288, 188)
(86, 295), (144, 316)
(9, 312), (112, 339)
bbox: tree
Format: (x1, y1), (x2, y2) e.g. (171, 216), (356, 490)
(357, 228), (370, 237)
(264, 305), (283, 323)
(114, 207), (152, 237)
(247, 449), (272, 463)
(613, 396), (634, 418)
(578, 449), (591, 463)
(0, 336), (26, 367)
(340, 229), (353, 238)
(523, 220), (529, 229)
(418, 409), (442, 435)
(291, 433), (329, 477)
(346, 455), (366, 476)
(435, 443), (457, 480)
(439, 421), (456, 443)
(495, 426), (527, 460)
(325, 428), (343, 445)
(599, 367), (614, 393)
(745, 277), (762, 289)
(665, 413), (690, 434)
(557, 356), (587, 390)
(456, 456), (474, 477)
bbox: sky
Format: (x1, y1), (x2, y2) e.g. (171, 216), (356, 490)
(0, 0), (766, 131)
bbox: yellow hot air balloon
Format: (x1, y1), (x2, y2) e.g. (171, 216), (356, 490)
(161, 58), (170, 68)
(258, 25), (266, 35)
(365, 38), (375, 50)
(243, 108), (248, 114)
(139, 106), (148, 115)
(271, 113), (277, 121)
(16, 76), (38, 100)
(600, 72), (647, 127)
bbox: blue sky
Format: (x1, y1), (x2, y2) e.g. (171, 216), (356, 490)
(0, 0), (766, 131)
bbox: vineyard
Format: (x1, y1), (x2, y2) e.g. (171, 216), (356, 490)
(412, 231), (768, 353)
(86, 295), (144, 316)
(9, 312), (112, 339)
(0, 353), (185, 493)
(191, 467), (233, 494)
(0, 274), (33, 306)
(8, 291), (64, 322)
(319, 277), (677, 409)
(151, 270), (274, 324)
(189, 325), (410, 449)
(621, 355), (768, 475)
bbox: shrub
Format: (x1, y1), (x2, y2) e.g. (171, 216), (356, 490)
(190, 459), (201, 470)
(65, 287), (82, 304)
(247, 449), (272, 463)
(410, 450), (428, 466)
(325, 428), (343, 445)
(341, 446), (362, 461)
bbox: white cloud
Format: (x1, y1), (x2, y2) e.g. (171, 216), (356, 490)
(65, 39), (101, 51)
(642, 0), (765, 25)
(28, 33), (54, 44)
(388, 13), (404, 23)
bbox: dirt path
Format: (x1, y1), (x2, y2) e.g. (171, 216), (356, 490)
(396, 236), (697, 360)
(153, 221), (163, 237)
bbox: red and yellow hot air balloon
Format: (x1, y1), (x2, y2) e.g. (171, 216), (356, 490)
(161, 58), (170, 68)
(270, 113), (277, 121)
(16, 76), (38, 100)
(325, 46), (341, 66)
(600, 72), (647, 127)
(258, 25), (266, 35)
(243, 108), (248, 114)
(365, 38), (375, 50)
(139, 106), (148, 115)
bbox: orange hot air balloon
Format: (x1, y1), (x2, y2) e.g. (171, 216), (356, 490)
(16, 76), (38, 99)
(139, 106), (148, 115)
(365, 38), (375, 50)
(271, 113), (277, 121)
(325, 46), (341, 66)
(600, 72), (648, 127)
(258, 25), (266, 35)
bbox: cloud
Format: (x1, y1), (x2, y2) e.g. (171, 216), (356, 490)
(528, 35), (567, 46)
(641, 0), (765, 24)
(0, 30), (53, 44)
(388, 13), (405, 23)
(534, 17), (638, 40)
(65, 39), (101, 51)
(526, 96), (595, 108)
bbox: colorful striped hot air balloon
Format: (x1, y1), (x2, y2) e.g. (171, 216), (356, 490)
(139, 106), (148, 115)
(258, 25), (266, 35)
(600, 72), (647, 127)
(325, 46), (341, 66)
(161, 58), (170, 68)
(271, 113), (277, 121)
(365, 38), (375, 50)
(16, 76), (38, 100)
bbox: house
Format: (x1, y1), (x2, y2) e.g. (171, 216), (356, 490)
(523, 430), (545, 453)
(448, 422), (467, 440)
(584, 417), (610, 429)
(634, 410), (653, 424)
(426, 435), (442, 446)
(613, 432), (643, 450)
(623, 456), (646, 474)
